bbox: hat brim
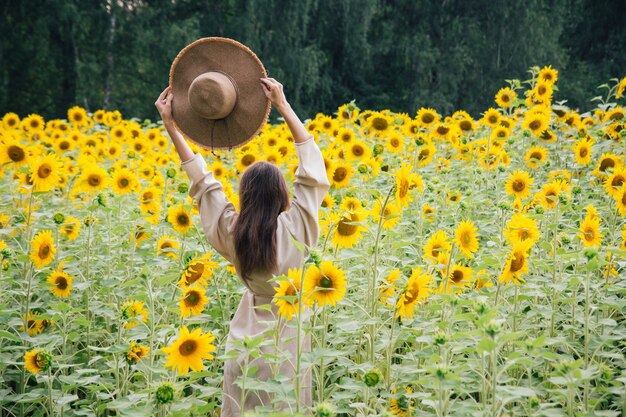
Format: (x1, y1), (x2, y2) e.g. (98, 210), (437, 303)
(169, 37), (271, 150)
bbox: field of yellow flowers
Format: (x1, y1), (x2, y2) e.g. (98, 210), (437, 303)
(1, 66), (626, 417)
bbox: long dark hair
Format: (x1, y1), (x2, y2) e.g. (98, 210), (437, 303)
(233, 161), (290, 281)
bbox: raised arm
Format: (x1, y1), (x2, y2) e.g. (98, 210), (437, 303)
(260, 78), (330, 249)
(155, 86), (195, 163)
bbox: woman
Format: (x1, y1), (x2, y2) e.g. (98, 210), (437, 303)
(155, 77), (330, 415)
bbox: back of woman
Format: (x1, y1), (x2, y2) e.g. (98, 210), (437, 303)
(157, 77), (330, 415)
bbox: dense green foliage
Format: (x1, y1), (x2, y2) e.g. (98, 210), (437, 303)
(1, 0), (624, 121)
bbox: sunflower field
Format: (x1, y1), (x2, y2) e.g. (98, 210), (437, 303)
(1, 66), (626, 417)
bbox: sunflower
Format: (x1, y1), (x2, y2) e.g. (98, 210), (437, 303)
(178, 253), (219, 289)
(126, 342), (150, 364)
(616, 77), (626, 100)
(345, 140), (371, 161)
(337, 103), (359, 122)
(394, 163), (421, 208)
(76, 164), (109, 193)
(162, 325), (216, 375)
(0, 135), (30, 167)
(121, 300), (149, 330)
(454, 220), (479, 258)
(273, 268), (313, 319)
(592, 153), (622, 178)
(371, 199), (401, 230)
(532, 82), (553, 103)
(578, 215), (603, 248)
(443, 264), (474, 292)
(179, 286), (209, 318)
(2, 112), (20, 129)
(67, 106), (88, 126)
(368, 112), (391, 135)
(505, 213), (540, 247)
(20, 311), (52, 336)
(483, 108), (501, 128)
(336, 127), (355, 144)
(536, 180), (565, 209)
(522, 112), (550, 136)
(30, 230), (56, 269)
(22, 114), (45, 133)
(395, 268), (432, 320)
(415, 144), (436, 168)
(111, 168), (140, 195)
(24, 349), (52, 374)
(604, 166), (626, 198)
(612, 184), (626, 216)
(29, 152), (63, 192)
(538, 65), (558, 85)
(505, 170), (534, 199)
(379, 269), (401, 305)
(423, 230), (451, 263)
(47, 268), (73, 298)
(157, 235), (180, 259)
(422, 204), (436, 222)
(139, 186), (163, 214)
(60, 216), (81, 241)
(573, 137), (594, 166)
(303, 260), (347, 307)
(167, 204), (192, 235)
(495, 87), (517, 108)
(524, 146), (548, 169)
(321, 194), (336, 209)
(539, 129), (557, 143)
(491, 126), (510, 140)
(498, 241), (532, 285)
(416, 108), (440, 128)
(330, 163), (353, 189)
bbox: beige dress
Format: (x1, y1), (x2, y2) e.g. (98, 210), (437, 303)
(180, 135), (330, 416)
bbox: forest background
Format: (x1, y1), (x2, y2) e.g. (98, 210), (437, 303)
(1, 0), (624, 122)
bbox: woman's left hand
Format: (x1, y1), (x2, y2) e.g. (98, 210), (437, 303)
(260, 78), (288, 110)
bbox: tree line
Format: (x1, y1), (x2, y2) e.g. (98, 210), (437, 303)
(1, 0), (624, 122)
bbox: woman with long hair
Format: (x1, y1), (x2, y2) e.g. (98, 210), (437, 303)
(155, 77), (330, 415)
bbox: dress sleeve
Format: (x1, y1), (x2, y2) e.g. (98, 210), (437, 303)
(180, 153), (237, 263)
(281, 134), (331, 250)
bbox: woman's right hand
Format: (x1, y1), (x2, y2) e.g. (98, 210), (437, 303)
(155, 86), (174, 126)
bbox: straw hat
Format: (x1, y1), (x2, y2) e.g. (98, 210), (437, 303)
(169, 37), (271, 150)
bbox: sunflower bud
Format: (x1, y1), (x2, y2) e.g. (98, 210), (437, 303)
(373, 144), (384, 156)
(314, 401), (335, 417)
(473, 301), (488, 316)
(97, 193), (108, 207)
(484, 320), (500, 339)
(155, 382), (175, 404)
(306, 250), (322, 267)
(434, 331), (447, 346)
(534, 206), (545, 215)
(584, 249), (597, 260)
(363, 368), (383, 387)
(177, 183), (189, 194)
(435, 367), (448, 380)
(166, 168), (177, 179)
(52, 212), (65, 224)
(83, 215), (97, 227)
(621, 130), (626, 138)
(358, 164), (368, 174)
(1, 249), (10, 259)
(415, 137), (425, 146)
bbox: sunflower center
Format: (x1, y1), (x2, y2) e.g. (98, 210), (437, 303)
(501, 94), (510, 103)
(399, 179), (409, 199)
(185, 264), (204, 285)
(333, 167), (347, 182)
(530, 152), (542, 161)
(178, 340), (197, 357)
(583, 227), (594, 241)
(119, 178), (129, 187)
(371, 117), (388, 131)
(8, 145), (25, 162)
(39, 244), (50, 258)
(418, 149), (429, 160)
(341, 133), (351, 142)
(622, 191), (626, 206)
(56, 276), (68, 290)
(337, 213), (358, 236)
(579, 147), (588, 157)
(38, 163), (52, 178)
(512, 179), (525, 192)
(241, 154), (255, 167)
(60, 141), (70, 150)
(599, 159), (615, 172)
(520, 230), (529, 241)
(431, 244), (443, 258)
(421, 113), (435, 124)
(451, 270), (464, 283)
(320, 276), (333, 288)
(611, 176), (624, 188)
(161, 242), (172, 249)
(437, 125), (449, 135)
(352, 145), (364, 156)
(88, 175), (101, 186)
(185, 290), (200, 306)
(529, 120), (541, 131)
(510, 252), (525, 273)
(404, 287), (420, 304)
(391, 138), (400, 147)
(459, 120), (472, 131)
(461, 232), (471, 245)
(143, 191), (153, 201)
